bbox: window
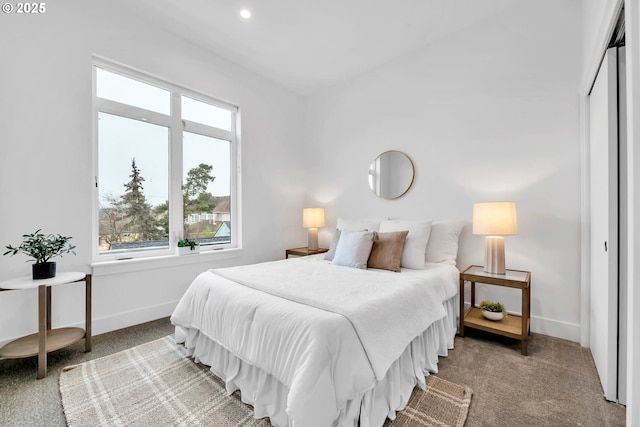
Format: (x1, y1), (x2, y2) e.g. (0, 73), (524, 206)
(93, 61), (238, 260)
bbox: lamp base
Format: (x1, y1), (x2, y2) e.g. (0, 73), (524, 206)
(484, 236), (506, 274)
(307, 228), (319, 251)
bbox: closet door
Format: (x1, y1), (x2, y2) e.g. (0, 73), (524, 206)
(588, 47), (618, 402)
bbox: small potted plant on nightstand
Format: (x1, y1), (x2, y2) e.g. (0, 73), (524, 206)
(177, 238), (200, 255)
(479, 300), (508, 321)
(3, 229), (76, 279)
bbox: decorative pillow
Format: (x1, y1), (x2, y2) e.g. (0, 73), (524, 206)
(368, 230), (409, 272)
(324, 229), (341, 261)
(331, 230), (375, 269)
(336, 217), (383, 232)
(425, 220), (465, 265)
(326, 217), (382, 260)
(378, 219), (432, 269)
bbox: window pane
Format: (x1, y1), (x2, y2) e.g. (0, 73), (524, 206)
(183, 132), (231, 245)
(98, 112), (169, 253)
(182, 96), (232, 130)
(97, 68), (170, 115)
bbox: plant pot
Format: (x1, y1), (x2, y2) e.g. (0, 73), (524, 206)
(482, 309), (504, 321)
(32, 262), (56, 280)
(178, 246), (200, 255)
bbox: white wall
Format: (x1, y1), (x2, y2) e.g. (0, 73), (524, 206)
(304, 1), (582, 341)
(0, 1), (306, 344)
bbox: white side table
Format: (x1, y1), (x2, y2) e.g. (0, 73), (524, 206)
(0, 272), (92, 378)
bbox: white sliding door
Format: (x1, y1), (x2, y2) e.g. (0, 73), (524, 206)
(588, 47), (619, 402)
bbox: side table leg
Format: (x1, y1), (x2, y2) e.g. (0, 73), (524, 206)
(46, 286), (52, 330)
(37, 284), (47, 379)
(459, 277), (465, 337)
(522, 286), (529, 356)
(85, 274), (92, 352)
(528, 278), (532, 335)
(470, 281), (476, 308)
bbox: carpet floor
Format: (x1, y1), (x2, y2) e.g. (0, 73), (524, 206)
(0, 317), (626, 426)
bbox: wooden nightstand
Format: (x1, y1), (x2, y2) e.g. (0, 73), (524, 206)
(285, 247), (328, 259)
(459, 265), (531, 355)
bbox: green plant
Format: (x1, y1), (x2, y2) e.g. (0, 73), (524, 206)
(177, 238), (199, 250)
(479, 300), (508, 317)
(4, 230), (76, 264)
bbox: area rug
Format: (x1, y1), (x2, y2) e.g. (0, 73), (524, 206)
(60, 335), (472, 427)
(385, 376), (472, 427)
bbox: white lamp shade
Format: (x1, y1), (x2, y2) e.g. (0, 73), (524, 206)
(302, 208), (325, 228)
(472, 202), (518, 235)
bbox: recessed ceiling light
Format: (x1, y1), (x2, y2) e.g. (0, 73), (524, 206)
(240, 9), (251, 19)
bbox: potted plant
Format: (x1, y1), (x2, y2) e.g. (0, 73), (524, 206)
(479, 300), (508, 321)
(4, 230), (76, 279)
(177, 238), (200, 255)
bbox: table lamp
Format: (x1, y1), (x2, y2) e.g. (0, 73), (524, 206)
(473, 202), (518, 274)
(302, 208), (325, 251)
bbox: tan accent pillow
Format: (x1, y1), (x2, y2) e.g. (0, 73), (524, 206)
(367, 230), (409, 272)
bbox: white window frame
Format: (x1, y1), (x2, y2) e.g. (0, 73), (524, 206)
(91, 57), (241, 264)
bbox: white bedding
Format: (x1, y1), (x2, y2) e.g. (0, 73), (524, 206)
(212, 258), (447, 380)
(171, 258), (459, 427)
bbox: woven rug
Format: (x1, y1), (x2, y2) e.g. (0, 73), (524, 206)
(60, 336), (472, 427)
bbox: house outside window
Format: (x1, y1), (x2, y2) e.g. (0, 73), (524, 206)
(93, 60), (239, 260)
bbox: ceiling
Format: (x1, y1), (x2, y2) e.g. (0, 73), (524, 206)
(119, 0), (518, 95)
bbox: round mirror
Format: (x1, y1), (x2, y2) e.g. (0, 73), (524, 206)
(368, 151), (414, 199)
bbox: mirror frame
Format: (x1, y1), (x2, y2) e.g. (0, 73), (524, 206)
(368, 150), (415, 200)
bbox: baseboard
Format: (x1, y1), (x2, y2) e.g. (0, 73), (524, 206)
(462, 302), (581, 343)
(91, 300), (180, 336)
(530, 316), (580, 343)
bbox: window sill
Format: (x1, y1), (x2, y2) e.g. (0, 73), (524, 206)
(91, 248), (244, 277)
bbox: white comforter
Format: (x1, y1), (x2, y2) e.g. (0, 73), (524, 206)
(171, 258), (458, 426)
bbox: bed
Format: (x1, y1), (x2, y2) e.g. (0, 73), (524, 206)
(171, 219), (464, 426)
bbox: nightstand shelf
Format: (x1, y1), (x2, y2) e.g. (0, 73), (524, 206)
(0, 327), (85, 358)
(463, 307), (528, 340)
(459, 265), (531, 355)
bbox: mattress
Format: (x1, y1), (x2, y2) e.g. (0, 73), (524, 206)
(171, 258), (459, 426)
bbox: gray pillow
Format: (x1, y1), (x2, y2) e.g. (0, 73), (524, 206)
(331, 230), (375, 269)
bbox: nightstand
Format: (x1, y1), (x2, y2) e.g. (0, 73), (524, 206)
(285, 247), (328, 259)
(0, 272), (92, 378)
(459, 265), (531, 355)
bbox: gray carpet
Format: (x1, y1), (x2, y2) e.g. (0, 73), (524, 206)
(0, 317), (626, 426)
(439, 329), (626, 427)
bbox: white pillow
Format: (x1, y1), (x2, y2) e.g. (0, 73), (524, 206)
(425, 220), (465, 265)
(324, 229), (341, 261)
(379, 219), (432, 269)
(331, 230), (375, 269)
(336, 217), (382, 232)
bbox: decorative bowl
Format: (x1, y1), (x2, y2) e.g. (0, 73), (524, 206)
(482, 309), (504, 321)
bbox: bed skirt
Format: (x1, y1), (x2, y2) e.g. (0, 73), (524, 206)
(175, 295), (458, 427)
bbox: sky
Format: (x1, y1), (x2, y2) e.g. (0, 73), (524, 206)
(96, 68), (232, 208)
